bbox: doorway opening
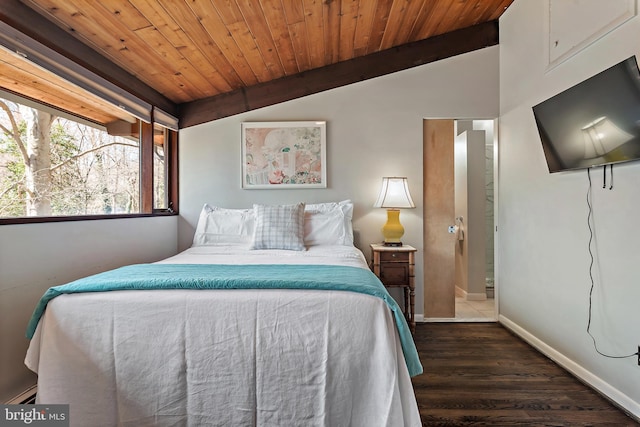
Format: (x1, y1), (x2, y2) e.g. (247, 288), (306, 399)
(423, 118), (497, 322)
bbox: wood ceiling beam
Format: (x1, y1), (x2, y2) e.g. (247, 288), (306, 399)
(178, 20), (499, 129)
(0, 0), (177, 117)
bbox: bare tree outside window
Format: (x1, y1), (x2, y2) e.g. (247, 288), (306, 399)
(0, 97), (140, 218)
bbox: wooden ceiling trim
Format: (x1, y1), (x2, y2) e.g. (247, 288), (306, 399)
(179, 20), (499, 128)
(178, 89), (244, 129)
(4, 0), (176, 115)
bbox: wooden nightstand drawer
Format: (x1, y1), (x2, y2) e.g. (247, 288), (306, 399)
(380, 265), (408, 285)
(380, 251), (409, 262)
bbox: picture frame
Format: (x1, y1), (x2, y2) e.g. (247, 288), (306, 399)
(241, 121), (327, 189)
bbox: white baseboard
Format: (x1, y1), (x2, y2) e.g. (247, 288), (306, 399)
(465, 292), (487, 301)
(415, 314), (424, 323)
(499, 315), (640, 422)
(454, 286), (486, 301)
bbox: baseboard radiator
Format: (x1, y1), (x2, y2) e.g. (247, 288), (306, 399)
(5, 385), (37, 404)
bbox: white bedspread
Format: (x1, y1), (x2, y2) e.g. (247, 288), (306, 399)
(25, 245), (421, 426)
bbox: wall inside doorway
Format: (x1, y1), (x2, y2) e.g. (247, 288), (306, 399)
(455, 120), (495, 300)
(454, 126), (487, 300)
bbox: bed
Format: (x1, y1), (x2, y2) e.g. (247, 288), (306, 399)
(25, 202), (422, 426)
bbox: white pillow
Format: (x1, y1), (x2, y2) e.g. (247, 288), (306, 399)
(304, 200), (354, 246)
(192, 204), (255, 246)
(251, 203), (306, 251)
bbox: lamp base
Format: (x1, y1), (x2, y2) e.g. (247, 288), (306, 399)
(381, 209), (405, 246)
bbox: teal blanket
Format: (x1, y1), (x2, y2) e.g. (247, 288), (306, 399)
(26, 263), (423, 377)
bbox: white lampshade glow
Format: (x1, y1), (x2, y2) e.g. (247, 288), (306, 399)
(581, 116), (633, 160)
(374, 177), (415, 246)
(373, 177), (415, 209)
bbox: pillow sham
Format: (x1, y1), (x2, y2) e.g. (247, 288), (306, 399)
(192, 204), (255, 246)
(251, 203), (306, 251)
(304, 200), (354, 246)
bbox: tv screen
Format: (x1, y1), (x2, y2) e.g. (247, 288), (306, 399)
(533, 56), (640, 173)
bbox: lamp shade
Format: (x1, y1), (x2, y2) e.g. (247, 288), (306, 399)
(373, 177), (415, 209)
(581, 116), (633, 159)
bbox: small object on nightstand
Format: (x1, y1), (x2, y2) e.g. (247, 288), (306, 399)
(370, 243), (417, 333)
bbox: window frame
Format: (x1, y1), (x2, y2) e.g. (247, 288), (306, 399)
(152, 124), (169, 212)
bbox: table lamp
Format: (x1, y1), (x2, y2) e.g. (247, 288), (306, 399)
(373, 177), (415, 246)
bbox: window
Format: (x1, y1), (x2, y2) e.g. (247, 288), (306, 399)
(153, 123), (168, 211)
(0, 93), (177, 221)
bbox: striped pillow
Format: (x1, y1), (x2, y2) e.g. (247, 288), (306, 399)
(250, 203), (306, 250)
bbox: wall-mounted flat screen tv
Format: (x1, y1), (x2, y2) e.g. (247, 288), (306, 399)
(533, 56), (640, 173)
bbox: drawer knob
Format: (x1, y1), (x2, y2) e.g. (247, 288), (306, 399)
(392, 253), (396, 257)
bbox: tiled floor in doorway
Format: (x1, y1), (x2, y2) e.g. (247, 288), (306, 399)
(455, 297), (495, 321)
(424, 297), (496, 322)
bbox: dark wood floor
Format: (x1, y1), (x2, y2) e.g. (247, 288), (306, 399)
(412, 323), (638, 426)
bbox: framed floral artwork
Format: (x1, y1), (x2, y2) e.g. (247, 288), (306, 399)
(241, 121), (327, 189)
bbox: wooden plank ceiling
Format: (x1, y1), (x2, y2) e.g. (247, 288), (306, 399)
(0, 0), (513, 128)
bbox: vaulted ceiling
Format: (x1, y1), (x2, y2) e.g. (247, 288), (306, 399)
(0, 0), (513, 128)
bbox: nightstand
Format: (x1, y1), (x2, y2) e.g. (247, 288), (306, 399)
(370, 243), (417, 333)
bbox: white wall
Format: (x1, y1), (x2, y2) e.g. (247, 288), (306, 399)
(499, 0), (640, 417)
(0, 216), (178, 402)
(178, 46), (500, 320)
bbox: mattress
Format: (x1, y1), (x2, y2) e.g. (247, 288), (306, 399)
(25, 245), (422, 426)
